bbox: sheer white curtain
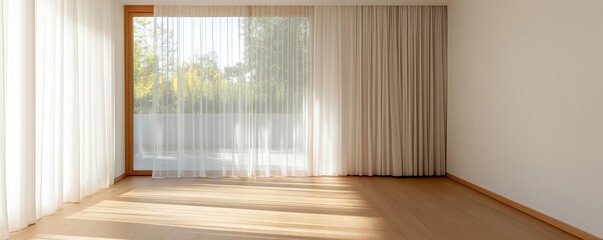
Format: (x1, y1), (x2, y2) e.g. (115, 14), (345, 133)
(35, 0), (116, 213)
(0, 1), (5, 237)
(313, 6), (447, 176)
(2, 0), (36, 235)
(147, 6), (311, 178)
(0, 0), (116, 237)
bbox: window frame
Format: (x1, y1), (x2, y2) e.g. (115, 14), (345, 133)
(125, 5), (154, 176)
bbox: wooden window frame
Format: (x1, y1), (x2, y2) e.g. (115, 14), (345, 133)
(125, 5), (154, 176)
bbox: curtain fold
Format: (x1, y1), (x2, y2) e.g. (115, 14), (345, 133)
(35, 0), (116, 212)
(0, 0), (116, 236)
(4, 0), (37, 233)
(312, 6), (447, 176)
(0, 0), (8, 238)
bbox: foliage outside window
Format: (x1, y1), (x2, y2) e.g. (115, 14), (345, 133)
(132, 16), (309, 115)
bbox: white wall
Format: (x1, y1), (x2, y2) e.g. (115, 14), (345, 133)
(114, 1), (125, 178)
(448, 0), (603, 237)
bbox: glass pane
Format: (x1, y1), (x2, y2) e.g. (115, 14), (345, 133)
(133, 16), (154, 171)
(133, 15), (309, 175)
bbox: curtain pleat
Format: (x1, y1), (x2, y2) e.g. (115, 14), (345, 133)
(0, 1), (9, 238)
(312, 6), (447, 176)
(35, 0), (115, 205)
(3, 0), (37, 233)
(0, 0), (116, 236)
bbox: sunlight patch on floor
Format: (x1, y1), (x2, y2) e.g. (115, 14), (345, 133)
(30, 234), (127, 240)
(69, 200), (388, 239)
(117, 184), (371, 213)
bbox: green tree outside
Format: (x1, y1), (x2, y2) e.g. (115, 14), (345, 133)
(133, 16), (309, 115)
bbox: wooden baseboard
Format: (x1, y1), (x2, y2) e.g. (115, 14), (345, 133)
(114, 173), (127, 183)
(447, 173), (600, 240)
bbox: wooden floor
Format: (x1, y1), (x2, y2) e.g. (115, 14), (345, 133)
(10, 176), (577, 240)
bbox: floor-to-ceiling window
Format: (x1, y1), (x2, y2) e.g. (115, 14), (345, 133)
(127, 6), (310, 177)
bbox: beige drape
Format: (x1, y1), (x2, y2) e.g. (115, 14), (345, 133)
(311, 6), (447, 176)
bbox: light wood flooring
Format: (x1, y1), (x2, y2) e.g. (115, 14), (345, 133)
(9, 176), (578, 240)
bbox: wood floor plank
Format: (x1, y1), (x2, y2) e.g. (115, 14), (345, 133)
(10, 176), (578, 240)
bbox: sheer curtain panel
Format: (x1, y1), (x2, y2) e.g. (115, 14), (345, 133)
(0, 0), (5, 236)
(2, 0), (36, 235)
(312, 6), (447, 176)
(147, 6), (311, 178)
(34, 0), (116, 214)
(0, 0), (116, 236)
